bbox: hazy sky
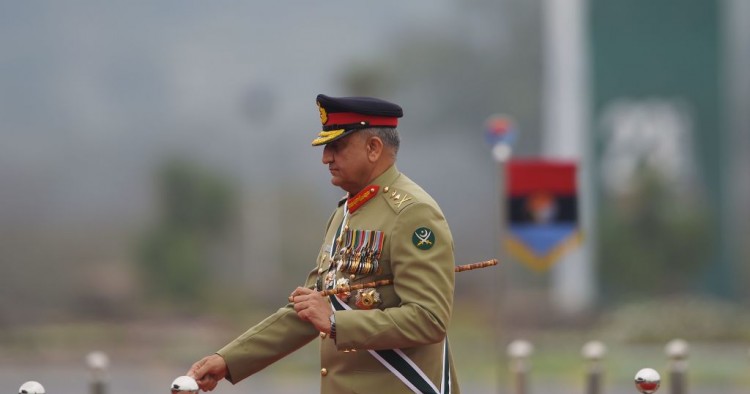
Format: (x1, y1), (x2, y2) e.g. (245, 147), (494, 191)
(0, 1), (457, 212)
(0, 1), (502, 270)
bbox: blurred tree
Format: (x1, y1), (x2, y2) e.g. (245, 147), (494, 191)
(341, 61), (398, 99)
(137, 158), (238, 308)
(598, 168), (712, 302)
(590, 0), (732, 302)
(337, 0), (543, 156)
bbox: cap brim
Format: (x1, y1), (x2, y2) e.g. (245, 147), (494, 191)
(311, 128), (348, 146)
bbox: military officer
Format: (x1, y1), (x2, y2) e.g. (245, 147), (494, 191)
(188, 94), (460, 393)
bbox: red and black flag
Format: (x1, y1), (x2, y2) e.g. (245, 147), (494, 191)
(504, 159), (581, 271)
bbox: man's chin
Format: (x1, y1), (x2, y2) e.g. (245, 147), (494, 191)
(330, 178), (353, 193)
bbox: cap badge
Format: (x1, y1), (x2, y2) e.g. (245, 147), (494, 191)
(317, 101), (328, 125)
(412, 227), (435, 250)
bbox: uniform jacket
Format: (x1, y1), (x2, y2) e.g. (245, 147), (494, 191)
(218, 165), (460, 393)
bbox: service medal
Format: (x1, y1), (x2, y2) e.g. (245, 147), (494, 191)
(338, 229), (385, 275)
(355, 288), (381, 310)
(335, 278), (351, 302)
(324, 271), (336, 290)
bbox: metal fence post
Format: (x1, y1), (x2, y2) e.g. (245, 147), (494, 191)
(86, 351), (109, 394)
(582, 340), (607, 394)
(507, 339), (533, 394)
(665, 339), (688, 394)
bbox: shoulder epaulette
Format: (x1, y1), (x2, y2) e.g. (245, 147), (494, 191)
(380, 186), (417, 213)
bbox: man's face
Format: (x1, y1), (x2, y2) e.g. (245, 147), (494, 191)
(321, 132), (372, 194)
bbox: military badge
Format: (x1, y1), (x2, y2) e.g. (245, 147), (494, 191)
(355, 288), (381, 310)
(389, 190), (412, 208)
(412, 227), (435, 250)
(317, 101), (328, 125)
(335, 278), (351, 302)
(323, 270), (336, 290)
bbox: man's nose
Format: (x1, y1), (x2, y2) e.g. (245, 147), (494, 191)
(322, 146), (333, 164)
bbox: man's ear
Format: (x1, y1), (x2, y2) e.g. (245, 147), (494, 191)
(366, 136), (384, 162)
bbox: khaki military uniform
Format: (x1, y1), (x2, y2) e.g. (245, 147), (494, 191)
(218, 165), (460, 393)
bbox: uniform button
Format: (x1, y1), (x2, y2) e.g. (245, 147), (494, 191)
(321, 368), (328, 376)
(319, 332), (327, 339)
(349, 274), (356, 280)
(383, 186), (390, 193)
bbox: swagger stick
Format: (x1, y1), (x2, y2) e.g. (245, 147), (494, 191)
(289, 259), (498, 301)
(453, 259), (499, 273)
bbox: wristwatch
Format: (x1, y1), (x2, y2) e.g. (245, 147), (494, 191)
(329, 313), (337, 341)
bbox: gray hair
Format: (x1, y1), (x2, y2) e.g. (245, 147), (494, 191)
(361, 127), (400, 155)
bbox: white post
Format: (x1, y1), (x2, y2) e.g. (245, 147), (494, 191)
(582, 340), (607, 394)
(665, 339), (689, 394)
(507, 340), (533, 394)
(86, 351), (109, 394)
(541, 0), (596, 316)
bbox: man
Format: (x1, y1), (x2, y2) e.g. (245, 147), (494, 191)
(188, 94), (460, 393)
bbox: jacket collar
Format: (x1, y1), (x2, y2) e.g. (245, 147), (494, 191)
(344, 165), (401, 213)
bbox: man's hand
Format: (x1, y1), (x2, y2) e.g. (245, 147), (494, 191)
(187, 354), (228, 392)
(291, 286), (333, 334)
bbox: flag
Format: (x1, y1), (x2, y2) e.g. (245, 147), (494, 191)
(505, 159), (581, 271)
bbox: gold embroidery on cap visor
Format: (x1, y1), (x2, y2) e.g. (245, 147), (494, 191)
(311, 129), (346, 146)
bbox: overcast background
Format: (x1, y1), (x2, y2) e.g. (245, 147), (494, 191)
(1, 1), (749, 393)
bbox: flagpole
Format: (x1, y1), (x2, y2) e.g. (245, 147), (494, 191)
(486, 124), (513, 394)
(492, 154), (512, 393)
(494, 154), (507, 394)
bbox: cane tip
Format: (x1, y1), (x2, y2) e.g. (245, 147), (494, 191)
(171, 375), (199, 393)
(19, 381), (45, 394)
